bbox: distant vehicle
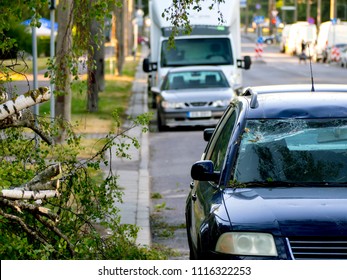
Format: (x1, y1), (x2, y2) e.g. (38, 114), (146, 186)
(143, 0), (251, 108)
(137, 36), (149, 46)
(186, 84), (347, 260)
(339, 47), (347, 68)
(279, 24), (292, 53)
(151, 66), (235, 131)
(261, 34), (280, 45)
(326, 43), (347, 63)
(313, 21), (347, 63)
(285, 22), (317, 56)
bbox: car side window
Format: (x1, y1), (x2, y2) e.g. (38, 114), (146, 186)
(205, 110), (237, 171)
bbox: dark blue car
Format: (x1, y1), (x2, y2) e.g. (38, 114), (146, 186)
(185, 84), (347, 260)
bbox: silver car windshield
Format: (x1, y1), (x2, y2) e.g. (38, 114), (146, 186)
(234, 119), (347, 184)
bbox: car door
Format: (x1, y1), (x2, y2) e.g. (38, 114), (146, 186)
(188, 105), (239, 249)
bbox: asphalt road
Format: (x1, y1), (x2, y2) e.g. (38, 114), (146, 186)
(148, 34), (347, 259)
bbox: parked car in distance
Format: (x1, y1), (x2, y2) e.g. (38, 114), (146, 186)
(279, 24), (292, 53)
(151, 66), (235, 131)
(326, 43), (347, 63)
(285, 21), (317, 56)
(261, 34), (280, 45)
(138, 36), (149, 46)
(339, 46), (347, 68)
(186, 84), (347, 260)
(313, 21), (347, 63)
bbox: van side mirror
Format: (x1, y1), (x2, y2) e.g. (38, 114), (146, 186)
(237, 56), (252, 70)
(142, 58), (150, 72)
(142, 58), (158, 73)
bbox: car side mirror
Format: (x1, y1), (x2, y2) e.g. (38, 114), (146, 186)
(151, 86), (160, 94)
(191, 160), (220, 182)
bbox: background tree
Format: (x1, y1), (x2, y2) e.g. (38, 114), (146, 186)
(55, 0), (73, 141)
(115, 1), (126, 76)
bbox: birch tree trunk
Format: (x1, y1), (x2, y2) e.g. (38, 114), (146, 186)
(55, 0), (73, 142)
(115, 2), (125, 76)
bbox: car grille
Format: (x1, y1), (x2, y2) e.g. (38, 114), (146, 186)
(187, 102), (209, 107)
(287, 237), (347, 259)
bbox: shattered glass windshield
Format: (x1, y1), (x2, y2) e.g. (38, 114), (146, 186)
(233, 119), (347, 184)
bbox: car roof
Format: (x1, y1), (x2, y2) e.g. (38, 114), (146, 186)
(240, 84), (347, 119)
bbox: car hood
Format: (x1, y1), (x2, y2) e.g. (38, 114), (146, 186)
(161, 88), (234, 102)
(222, 187), (347, 237)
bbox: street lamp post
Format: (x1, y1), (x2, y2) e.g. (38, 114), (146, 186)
(50, 0), (56, 121)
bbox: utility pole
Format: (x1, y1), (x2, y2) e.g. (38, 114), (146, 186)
(49, 0), (56, 120)
(330, 0), (337, 19)
(306, 0), (311, 21)
(317, 0), (321, 27)
(294, 0), (298, 22)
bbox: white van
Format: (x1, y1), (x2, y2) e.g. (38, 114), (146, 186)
(279, 24), (292, 53)
(285, 22), (317, 56)
(313, 21), (347, 62)
(295, 24), (317, 57)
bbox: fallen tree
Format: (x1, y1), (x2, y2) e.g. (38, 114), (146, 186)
(0, 87), (162, 260)
(0, 87), (75, 256)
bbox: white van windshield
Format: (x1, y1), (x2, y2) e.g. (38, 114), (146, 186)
(161, 38), (233, 67)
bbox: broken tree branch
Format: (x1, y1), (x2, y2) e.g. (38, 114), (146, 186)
(0, 87), (51, 120)
(0, 164), (62, 200)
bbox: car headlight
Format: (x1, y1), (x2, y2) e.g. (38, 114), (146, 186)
(161, 101), (186, 109)
(212, 99), (230, 107)
(215, 232), (278, 256)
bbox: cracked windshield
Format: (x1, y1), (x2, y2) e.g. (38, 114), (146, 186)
(234, 119), (347, 183)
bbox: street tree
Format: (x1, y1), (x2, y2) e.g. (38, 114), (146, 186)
(0, 85), (158, 259)
(0, 0), (161, 259)
(0, 0), (229, 260)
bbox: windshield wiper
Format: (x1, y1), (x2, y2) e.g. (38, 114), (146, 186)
(240, 181), (317, 187)
(240, 181), (347, 187)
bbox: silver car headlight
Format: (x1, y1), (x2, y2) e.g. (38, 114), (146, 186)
(215, 232), (278, 256)
(161, 101), (186, 109)
(212, 99), (230, 107)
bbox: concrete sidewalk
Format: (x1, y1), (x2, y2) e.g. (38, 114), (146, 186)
(110, 46), (151, 246)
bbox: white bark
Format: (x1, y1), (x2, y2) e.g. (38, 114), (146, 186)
(20, 164), (62, 191)
(0, 164), (61, 200)
(0, 87), (50, 120)
(1, 189), (59, 200)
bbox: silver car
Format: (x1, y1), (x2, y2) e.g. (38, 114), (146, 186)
(152, 66), (236, 131)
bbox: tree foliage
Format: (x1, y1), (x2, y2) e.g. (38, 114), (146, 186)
(0, 0), (230, 260)
(0, 0), (165, 259)
(161, 0), (225, 47)
(0, 85), (162, 259)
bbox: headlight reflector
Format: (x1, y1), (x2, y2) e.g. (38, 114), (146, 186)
(215, 232), (278, 256)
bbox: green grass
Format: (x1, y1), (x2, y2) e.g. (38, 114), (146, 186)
(38, 54), (139, 133)
(4, 57), (50, 74)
